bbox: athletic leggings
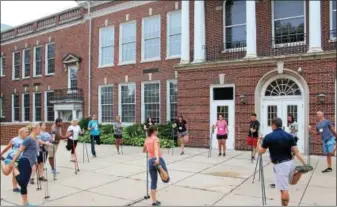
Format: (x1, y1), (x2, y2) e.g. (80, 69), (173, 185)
(148, 157), (169, 190)
(15, 157), (32, 195)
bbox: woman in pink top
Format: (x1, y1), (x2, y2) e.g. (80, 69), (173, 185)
(143, 126), (170, 206)
(212, 114), (228, 156)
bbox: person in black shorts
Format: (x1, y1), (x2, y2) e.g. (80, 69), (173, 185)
(173, 115), (189, 155)
(114, 116), (123, 154)
(212, 114), (229, 156)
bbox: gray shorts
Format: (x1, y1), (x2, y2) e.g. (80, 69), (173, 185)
(178, 131), (188, 138)
(273, 160), (295, 191)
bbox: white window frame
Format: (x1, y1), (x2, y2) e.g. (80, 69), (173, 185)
(119, 21), (137, 65)
(166, 79), (177, 122)
(22, 93), (30, 122)
(33, 92), (42, 122)
(0, 56), (5, 77)
(222, 0), (247, 52)
(98, 84), (114, 124)
(22, 48), (30, 79)
(141, 80), (161, 123)
(118, 82), (136, 124)
(98, 26), (115, 68)
(0, 97), (4, 118)
(12, 94), (20, 122)
(271, 1), (306, 48)
(44, 90), (54, 122)
(330, 0), (337, 41)
(45, 43), (55, 75)
(166, 10), (182, 59)
(141, 15), (161, 62)
(68, 65), (78, 91)
(33, 46), (43, 77)
(12, 51), (20, 80)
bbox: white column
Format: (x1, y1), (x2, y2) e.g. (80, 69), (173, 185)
(193, 0), (206, 63)
(180, 0), (190, 64)
(245, 0), (257, 58)
(72, 110), (77, 120)
(54, 110), (58, 119)
(308, 0), (322, 53)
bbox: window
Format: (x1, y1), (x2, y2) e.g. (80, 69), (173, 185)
(0, 56), (5, 76)
(224, 0), (246, 49)
(22, 49), (30, 78)
(142, 82), (160, 123)
(0, 97), (3, 118)
(12, 52), (20, 80)
(12, 94), (19, 121)
(120, 21), (136, 64)
(68, 67), (78, 89)
(272, 1), (305, 45)
(213, 87), (234, 100)
(99, 85), (113, 123)
(265, 78), (301, 96)
(99, 26), (114, 67)
(142, 15), (161, 61)
(167, 10), (182, 57)
(167, 80), (177, 122)
(34, 46), (42, 76)
(34, 93), (42, 121)
(46, 43), (55, 74)
(119, 83), (136, 123)
(267, 105), (277, 126)
(331, 0), (336, 39)
(45, 91), (54, 121)
(23, 94), (30, 121)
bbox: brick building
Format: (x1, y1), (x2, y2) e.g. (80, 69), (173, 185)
(0, 0), (336, 154)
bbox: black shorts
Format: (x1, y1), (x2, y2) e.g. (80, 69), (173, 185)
(217, 134), (228, 140)
(37, 149), (48, 164)
(114, 134), (123, 139)
(294, 136), (299, 144)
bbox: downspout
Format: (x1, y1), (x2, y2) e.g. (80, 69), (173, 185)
(87, 1), (92, 117)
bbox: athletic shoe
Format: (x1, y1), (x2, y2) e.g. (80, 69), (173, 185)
(51, 169), (59, 174)
(223, 152), (226, 156)
(25, 203), (36, 206)
(269, 184), (275, 188)
(30, 178), (34, 185)
(218, 153), (221, 156)
(39, 177), (48, 182)
(322, 168), (332, 173)
(12, 188), (20, 193)
(251, 156), (255, 160)
(152, 201), (161, 206)
(180, 151), (184, 155)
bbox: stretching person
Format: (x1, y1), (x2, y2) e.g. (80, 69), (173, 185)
(48, 118), (71, 174)
(144, 116), (154, 131)
(174, 115), (189, 155)
(4, 123), (52, 206)
(36, 123), (53, 182)
(212, 114), (228, 156)
(257, 118), (312, 206)
(143, 126), (170, 206)
(247, 113), (260, 160)
(88, 114), (100, 158)
(114, 116), (123, 154)
(1, 128), (28, 192)
(66, 120), (83, 161)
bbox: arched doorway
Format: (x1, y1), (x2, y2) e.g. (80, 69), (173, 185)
(255, 70), (309, 153)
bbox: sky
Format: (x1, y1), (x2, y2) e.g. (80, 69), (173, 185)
(1, 1), (78, 27)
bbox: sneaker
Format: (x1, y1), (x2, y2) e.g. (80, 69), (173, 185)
(322, 168), (332, 173)
(270, 184), (275, 188)
(152, 201), (161, 206)
(26, 203), (36, 206)
(51, 169), (59, 174)
(30, 178), (34, 185)
(180, 151), (184, 155)
(251, 156), (255, 160)
(218, 153), (221, 156)
(39, 177), (48, 182)
(223, 152), (226, 156)
(12, 188), (20, 193)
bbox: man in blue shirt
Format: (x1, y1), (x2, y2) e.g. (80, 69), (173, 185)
(257, 118), (308, 206)
(311, 111), (337, 173)
(88, 114), (100, 157)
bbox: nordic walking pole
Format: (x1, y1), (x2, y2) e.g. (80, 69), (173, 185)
(144, 152), (150, 199)
(73, 139), (79, 174)
(43, 150), (50, 199)
(52, 142), (57, 181)
(252, 153), (260, 183)
(259, 155), (267, 206)
(208, 127), (214, 158)
(307, 126), (311, 165)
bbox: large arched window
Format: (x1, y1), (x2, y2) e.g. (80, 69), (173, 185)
(265, 78), (301, 96)
(223, 0), (246, 49)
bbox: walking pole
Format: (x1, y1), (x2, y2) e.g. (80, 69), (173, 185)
(307, 126), (311, 165)
(208, 127), (213, 158)
(252, 153), (260, 183)
(144, 152), (150, 199)
(52, 143), (57, 181)
(120, 139), (124, 155)
(43, 150), (50, 199)
(259, 155), (267, 206)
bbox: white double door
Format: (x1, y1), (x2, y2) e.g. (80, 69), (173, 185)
(261, 100), (304, 152)
(210, 101), (235, 150)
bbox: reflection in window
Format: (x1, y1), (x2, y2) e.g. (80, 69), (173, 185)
(287, 105), (298, 124)
(331, 0), (336, 39)
(121, 84), (136, 123)
(267, 105), (277, 126)
(273, 1), (305, 44)
(265, 79), (301, 96)
(224, 0), (246, 49)
(217, 106), (229, 123)
(143, 83), (160, 123)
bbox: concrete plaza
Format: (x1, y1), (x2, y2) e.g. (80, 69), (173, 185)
(1, 143), (336, 206)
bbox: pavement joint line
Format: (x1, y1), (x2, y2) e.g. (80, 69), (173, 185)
(1, 198), (19, 206)
(298, 156), (320, 207)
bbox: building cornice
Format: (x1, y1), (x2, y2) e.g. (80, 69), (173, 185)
(174, 51), (337, 71)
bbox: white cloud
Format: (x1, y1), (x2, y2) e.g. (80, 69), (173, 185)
(1, 1), (78, 27)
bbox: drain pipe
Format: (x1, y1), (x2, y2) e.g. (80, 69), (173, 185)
(87, 1), (92, 117)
